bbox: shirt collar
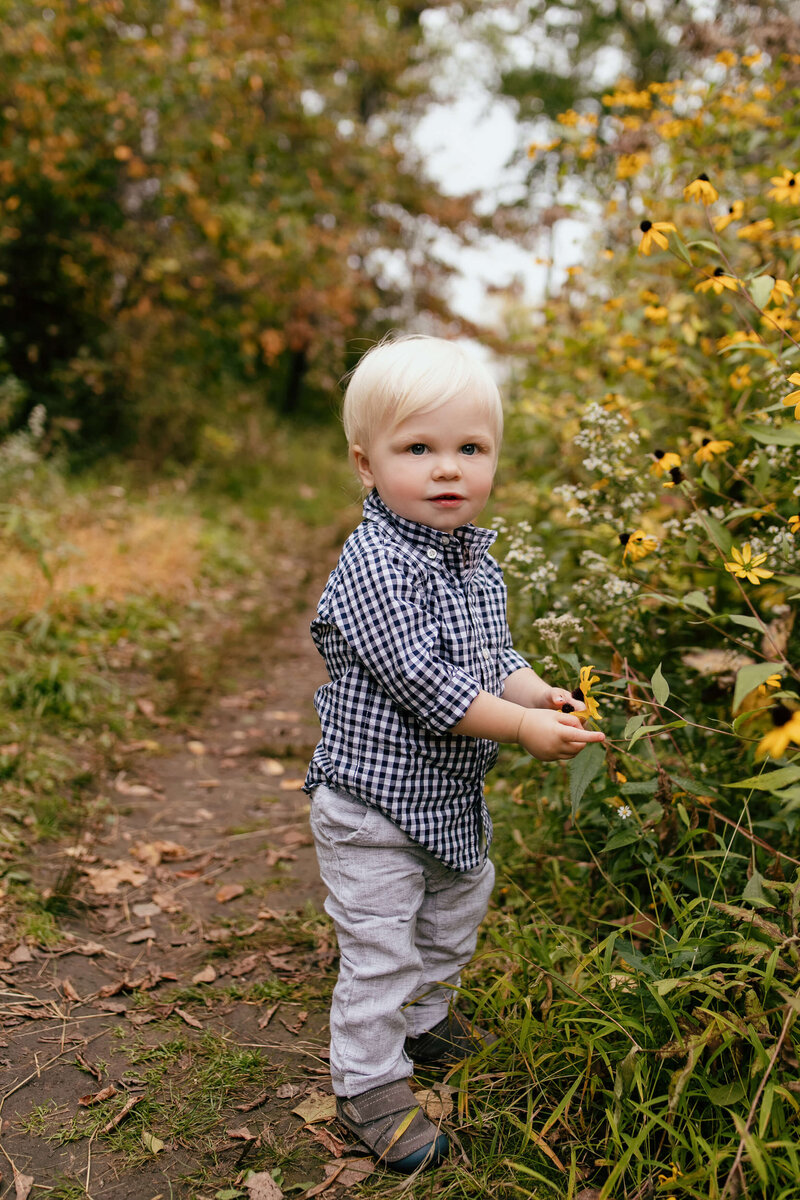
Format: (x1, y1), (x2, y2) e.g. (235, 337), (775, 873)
(362, 489), (496, 564)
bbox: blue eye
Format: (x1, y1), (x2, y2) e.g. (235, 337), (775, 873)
(461, 444), (477, 455)
(408, 443), (427, 455)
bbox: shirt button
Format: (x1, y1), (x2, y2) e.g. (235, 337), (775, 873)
(441, 536), (450, 546)
(482, 647), (490, 660)
(426, 548), (437, 560)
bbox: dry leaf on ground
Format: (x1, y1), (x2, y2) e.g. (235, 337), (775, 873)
(79, 1085), (118, 1107)
(84, 861), (148, 895)
(8, 943), (34, 963)
(275, 1082), (301, 1099)
(279, 779), (305, 791)
(229, 952), (260, 978)
(304, 1158), (374, 1196)
(244, 1171), (284, 1200)
(174, 1007), (203, 1029)
(216, 882), (246, 903)
(236, 1089), (270, 1112)
(259, 757), (285, 776)
(142, 1130), (166, 1154)
(292, 1090), (337, 1124)
(126, 928), (157, 944)
(227, 1125), (255, 1140)
(14, 1173), (34, 1200)
(192, 964), (217, 985)
(114, 772), (155, 796)
(307, 1125), (346, 1158)
(59, 978), (81, 1002)
(131, 839), (188, 867)
(414, 1083), (454, 1121)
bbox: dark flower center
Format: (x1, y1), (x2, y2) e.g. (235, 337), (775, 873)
(640, 220), (652, 232)
(702, 437), (711, 445)
(697, 173), (709, 182)
(619, 532), (631, 545)
(669, 466), (683, 483)
(728, 205), (735, 213)
(572, 686), (585, 700)
(654, 448), (665, 458)
(713, 267), (725, 276)
(790, 178), (797, 187)
(772, 704), (792, 728)
(561, 702), (575, 714)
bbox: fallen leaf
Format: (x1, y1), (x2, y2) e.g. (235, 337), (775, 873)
(74, 1052), (102, 1079)
(307, 1125), (346, 1158)
(414, 1083), (454, 1121)
(131, 839), (188, 867)
(304, 1158), (374, 1196)
(275, 1082), (301, 1099)
(265, 709), (300, 721)
(258, 758), (285, 776)
(114, 772), (155, 796)
(258, 1002), (279, 1029)
(59, 978), (81, 1002)
(279, 779), (305, 791)
(84, 861), (148, 895)
(236, 1088), (270, 1112)
(8, 943), (34, 964)
(75, 940), (108, 956)
(187, 740), (206, 755)
(265, 951), (294, 973)
(282, 828), (312, 847)
(192, 964), (217, 985)
(229, 953), (260, 978)
(132, 901), (162, 919)
(257, 908), (284, 921)
(14, 1172), (34, 1200)
(175, 1007), (203, 1029)
(216, 882), (245, 904)
(265, 849), (297, 868)
(292, 1090), (337, 1124)
(136, 696), (170, 724)
(100, 1093), (143, 1134)
(227, 1125), (255, 1140)
(151, 888), (182, 913)
(193, 778), (220, 788)
(126, 928), (157, 944)
(282, 1009), (308, 1034)
(96, 999), (127, 1014)
(142, 1130), (166, 1154)
(244, 1171), (284, 1200)
(79, 1084), (118, 1107)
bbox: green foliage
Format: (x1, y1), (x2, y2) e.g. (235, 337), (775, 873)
(0, 0), (483, 453)
(483, 45), (800, 1199)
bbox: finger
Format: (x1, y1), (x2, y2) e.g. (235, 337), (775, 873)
(557, 712), (584, 729)
(551, 690), (572, 707)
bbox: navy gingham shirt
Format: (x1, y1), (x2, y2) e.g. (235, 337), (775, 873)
(304, 491), (529, 871)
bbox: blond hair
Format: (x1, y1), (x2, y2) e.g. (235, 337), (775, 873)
(342, 334), (503, 451)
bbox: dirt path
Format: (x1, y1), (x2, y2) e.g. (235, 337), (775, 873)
(0, 551), (361, 1198)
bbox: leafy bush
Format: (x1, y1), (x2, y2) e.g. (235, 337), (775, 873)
(486, 47), (800, 1199)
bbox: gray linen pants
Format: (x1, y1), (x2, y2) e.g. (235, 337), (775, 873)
(310, 783), (495, 1098)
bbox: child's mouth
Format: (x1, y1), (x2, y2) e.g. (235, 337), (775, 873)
(431, 494), (463, 506)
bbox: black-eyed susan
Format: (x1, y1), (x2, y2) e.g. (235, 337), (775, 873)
(694, 437), (733, 464)
(638, 219), (677, 255)
(730, 364), (751, 389)
(620, 529), (659, 562)
(695, 267), (739, 295)
(789, 514), (800, 533)
(662, 465), (684, 488)
(767, 169), (800, 203)
(724, 543), (774, 584)
(755, 704), (800, 760)
(649, 449), (682, 477)
(738, 218), (774, 241)
(643, 304), (669, 321)
(782, 372), (800, 419)
(684, 173), (719, 204)
(757, 673), (783, 697)
(770, 278), (794, 305)
(713, 201), (744, 232)
(575, 665), (601, 721)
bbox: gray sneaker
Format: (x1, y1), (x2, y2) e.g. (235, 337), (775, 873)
(336, 1079), (449, 1173)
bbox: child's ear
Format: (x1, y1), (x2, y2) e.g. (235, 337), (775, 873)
(351, 444), (374, 489)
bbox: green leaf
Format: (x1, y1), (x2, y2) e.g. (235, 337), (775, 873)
(623, 714), (646, 739)
(684, 535), (699, 562)
(754, 454), (770, 492)
(686, 239), (722, 255)
(728, 614), (765, 631)
(670, 229), (693, 265)
(683, 589), (714, 616)
(703, 515), (733, 554)
(733, 662), (782, 711)
(569, 743), (606, 816)
(628, 719), (686, 749)
(748, 274), (775, 310)
(725, 764), (800, 791)
(651, 663), (669, 705)
(700, 463), (720, 491)
(773, 573), (800, 589)
(742, 869), (779, 908)
(743, 422), (800, 446)
(621, 779), (658, 795)
(707, 1080), (746, 1107)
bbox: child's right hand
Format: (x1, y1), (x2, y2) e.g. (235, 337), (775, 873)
(517, 708), (605, 762)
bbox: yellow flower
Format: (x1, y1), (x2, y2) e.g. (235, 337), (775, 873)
(638, 219), (677, 255)
(757, 673), (783, 697)
(782, 372), (800, 418)
(730, 364), (751, 389)
(789, 514), (800, 533)
(714, 200), (745, 232)
(694, 438), (733, 464)
(620, 529), (659, 562)
(715, 50), (738, 67)
(756, 705), (800, 760)
(684, 174), (719, 204)
(695, 267), (739, 294)
(643, 305), (669, 321)
(576, 665), (601, 721)
(771, 278), (794, 305)
(767, 169), (800, 203)
(618, 152), (651, 179)
(738, 218), (774, 241)
(724, 543), (774, 584)
(649, 449), (682, 477)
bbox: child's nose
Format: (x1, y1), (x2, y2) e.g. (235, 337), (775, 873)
(433, 454), (461, 477)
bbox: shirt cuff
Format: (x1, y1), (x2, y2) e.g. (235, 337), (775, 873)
(422, 668), (483, 734)
(497, 648), (531, 682)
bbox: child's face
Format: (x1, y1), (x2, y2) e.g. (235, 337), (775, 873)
(351, 393), (498, 532)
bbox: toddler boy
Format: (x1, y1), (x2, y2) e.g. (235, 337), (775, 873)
(304, 335), (603, 1172)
